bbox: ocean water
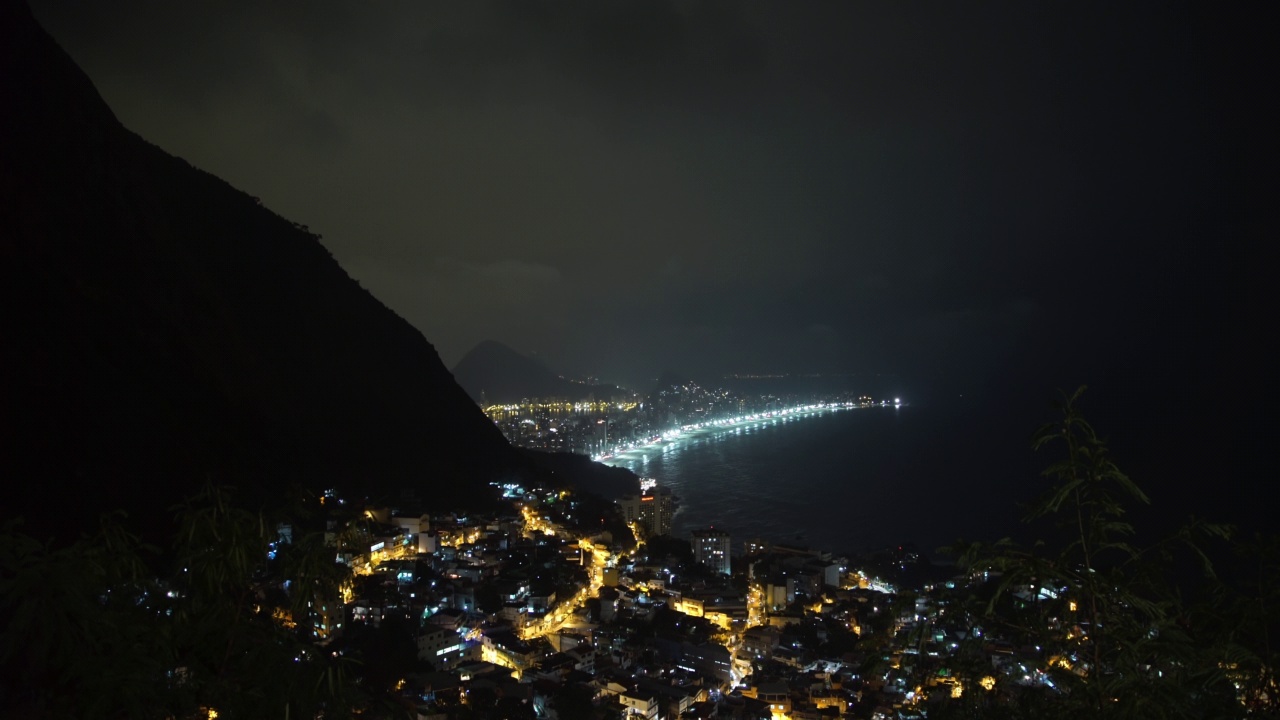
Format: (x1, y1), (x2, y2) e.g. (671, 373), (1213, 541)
(604, 400), (1048, 557)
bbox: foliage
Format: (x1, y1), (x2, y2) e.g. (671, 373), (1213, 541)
(475, 582), (505, 616)
(0, 485), (361, 720)
(636, 534), (693, 566)
(1197, 533), (1280, 716)
(947, 387), (1243, 718)
(0, 513), (164, 719)
(551, 683), (598, 720)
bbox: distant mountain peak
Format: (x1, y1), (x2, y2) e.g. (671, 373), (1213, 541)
(452, 341), (626, 405)
(466, 340), (552, 369)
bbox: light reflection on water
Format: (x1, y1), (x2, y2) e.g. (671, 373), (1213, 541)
(603, 409), (870, 552)
(603, 404), (1030, 556)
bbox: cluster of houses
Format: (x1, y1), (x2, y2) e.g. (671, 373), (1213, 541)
(312, 486), (1062, 719)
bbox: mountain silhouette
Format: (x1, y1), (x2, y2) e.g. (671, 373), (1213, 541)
(646, 370), (697, 398)
(0, 0), (528, 523)
(452, 340), (626, 405)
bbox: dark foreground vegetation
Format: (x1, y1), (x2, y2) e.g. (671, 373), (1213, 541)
(935, 388), (1279, 718)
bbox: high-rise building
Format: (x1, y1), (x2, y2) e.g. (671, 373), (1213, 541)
(691, 528), (731, 576)
(618, 482), (674, 538)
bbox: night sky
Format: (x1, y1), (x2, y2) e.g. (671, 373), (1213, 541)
(28, 2), (1272, 427)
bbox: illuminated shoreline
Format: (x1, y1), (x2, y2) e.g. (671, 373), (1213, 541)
(594, 398), (901, 465)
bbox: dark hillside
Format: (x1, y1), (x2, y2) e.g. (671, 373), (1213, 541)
(0, 0), (524, 524)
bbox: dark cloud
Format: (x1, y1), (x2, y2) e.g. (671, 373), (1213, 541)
(27, 0), (1270, 399)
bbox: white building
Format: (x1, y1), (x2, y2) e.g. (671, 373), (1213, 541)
(691, 528), (731, 576)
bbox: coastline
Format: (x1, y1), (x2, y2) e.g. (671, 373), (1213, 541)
(601, 400), (906, 553)
(594, 399), (898, 464)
